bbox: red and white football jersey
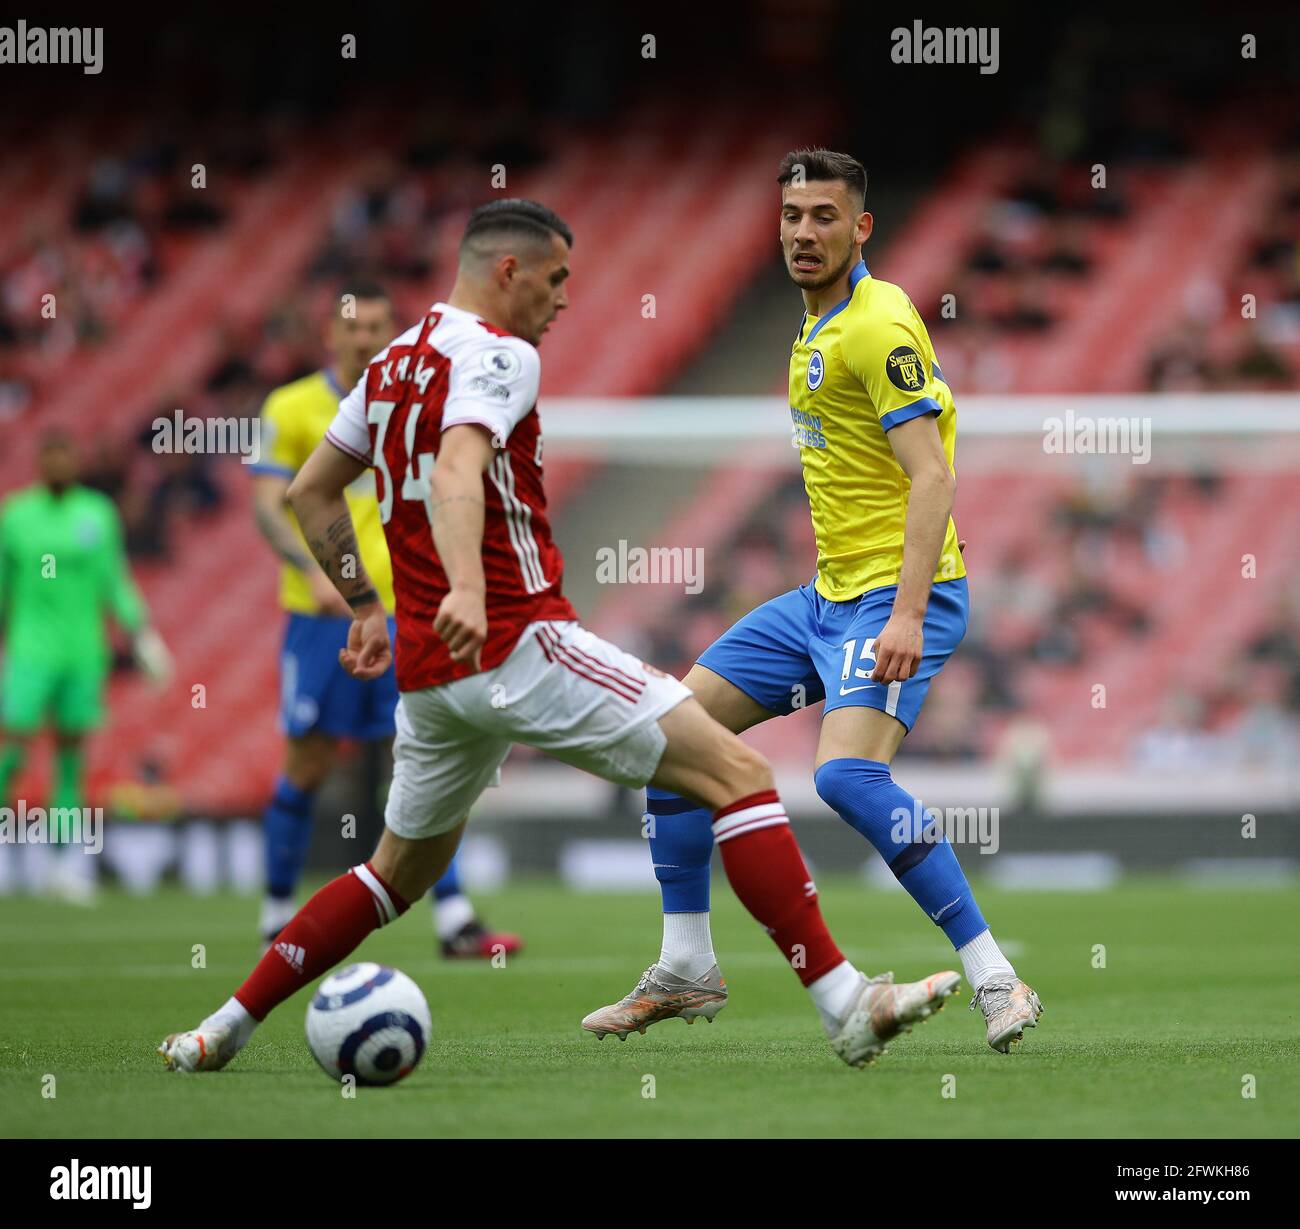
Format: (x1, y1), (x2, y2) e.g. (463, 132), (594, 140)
(326, 302), (576, 691)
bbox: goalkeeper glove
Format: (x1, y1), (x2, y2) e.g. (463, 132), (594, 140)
(133, 626), (174, 685)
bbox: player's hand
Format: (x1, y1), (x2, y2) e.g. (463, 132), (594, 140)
(433, 588), (487, 671)
(339, 607), (392, 680)
(870, 612), (924, 684)
(309, 570), (352, 617)
(133, 626), (174, 687)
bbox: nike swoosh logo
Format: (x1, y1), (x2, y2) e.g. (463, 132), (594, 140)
(930, 897), (961, 922)
(838, 684), (878, 696)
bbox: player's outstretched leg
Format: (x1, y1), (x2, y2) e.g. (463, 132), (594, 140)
(581, 789), (723, 1039)
(641, 700), (960, 1068)
(814, 756), (1042, 1051)
(159, 824), (461, 1072)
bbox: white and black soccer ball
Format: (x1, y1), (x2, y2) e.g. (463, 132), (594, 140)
(305, 963), (432, 1086)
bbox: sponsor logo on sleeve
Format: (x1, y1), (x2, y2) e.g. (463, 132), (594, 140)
(886, 345), (927, 392)
(466, 375), (511, 401)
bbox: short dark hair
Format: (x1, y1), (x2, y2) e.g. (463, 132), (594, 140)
(336, 280), (390, 308)
(460, 198), (573, 258)
(777, 148), (868, 212)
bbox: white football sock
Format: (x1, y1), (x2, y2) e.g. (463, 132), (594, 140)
(433, 893), (475, 940)
(808, 959), (863, 1030)
(658, 911), (717, 982)
(958, 928), (1015, 990)
(202, 997), (257, 1048)
(259, 896), (297, 937)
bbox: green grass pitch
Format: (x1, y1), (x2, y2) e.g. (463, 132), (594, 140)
(1, 877), (1297, 1138)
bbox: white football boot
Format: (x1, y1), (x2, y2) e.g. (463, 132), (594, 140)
(970, 977), (1043, 1053)
(827, 969), (962, 1068)
(582, 963), (727, 1040)
(158, 1024), (244, 1073)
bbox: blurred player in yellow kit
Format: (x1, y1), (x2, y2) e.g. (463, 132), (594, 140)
(249, 283), (520, 958)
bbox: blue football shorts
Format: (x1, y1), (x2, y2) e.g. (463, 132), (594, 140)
(279, 613), (400, 740)
(696, 577), (969, 730)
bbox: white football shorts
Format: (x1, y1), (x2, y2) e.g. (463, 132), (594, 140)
(384, 620), (692, 840)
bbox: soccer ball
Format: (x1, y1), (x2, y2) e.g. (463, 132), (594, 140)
(305, 962), (432, 1086)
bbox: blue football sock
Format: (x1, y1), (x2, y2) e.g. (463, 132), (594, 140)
(645, 787), (714, 913)
(263, 777), (316, 900)
(814, 757), (988, 949)
(430, 853), (463, 902)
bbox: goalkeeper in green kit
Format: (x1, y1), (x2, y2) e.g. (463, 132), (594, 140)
(0, 430), (172, 898)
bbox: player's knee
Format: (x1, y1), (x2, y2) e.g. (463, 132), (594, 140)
(368, 842), (432, 906)
(284, 738), (332, 791)
(816, 758), (921, 854)
(814, 757), (863, 814)
(814, 756), (891, 816)
(371, 822), (462, 905)
(285, 764), (328, 793)
(716, 736), (773, 798)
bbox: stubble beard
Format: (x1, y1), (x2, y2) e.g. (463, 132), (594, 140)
(787, 243), (855, 293)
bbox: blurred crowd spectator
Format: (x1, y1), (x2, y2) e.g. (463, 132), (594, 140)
(1145, 145), (1300, 393)
(928, 86), (1300, 395)
(80, 411), (225, 559)
(0, 127), (253, 397)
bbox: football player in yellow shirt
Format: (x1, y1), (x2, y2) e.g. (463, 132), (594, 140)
(250, 283), (520, 960)
(584, 150), (1041, 1056)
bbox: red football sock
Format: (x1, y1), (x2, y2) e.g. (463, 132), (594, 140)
(713, 790), (845, 985)
(235, 862), (409, 1021)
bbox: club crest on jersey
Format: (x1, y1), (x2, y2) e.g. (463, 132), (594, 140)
(482, 347), (522, 382)
(806, 349), (825, 391)
(886, 346), (926, 392)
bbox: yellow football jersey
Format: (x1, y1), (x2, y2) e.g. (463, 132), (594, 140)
(789, 260), (965, 602)
(252, 369), (395, 615)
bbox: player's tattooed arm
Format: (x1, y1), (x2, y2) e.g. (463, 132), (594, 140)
(287, 440), (383, 613)
(298, 509), (377, 608)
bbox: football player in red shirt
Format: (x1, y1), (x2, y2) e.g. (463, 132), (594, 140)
(159, 200), (960, 1076)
